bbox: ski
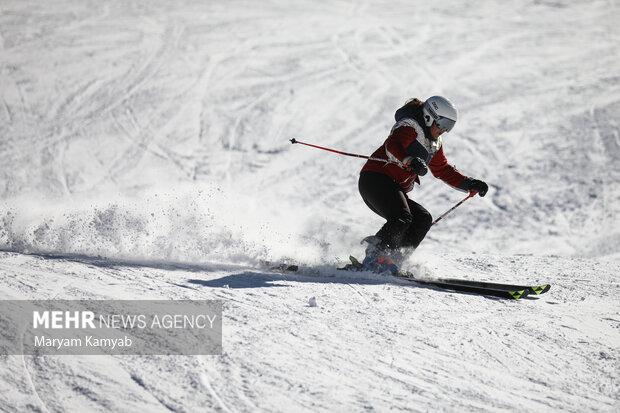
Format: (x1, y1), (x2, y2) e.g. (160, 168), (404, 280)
(262, 261), (300, 273)
(262, 257), (544, 300)
(345, 257), (530, 300)
(422, 277), (550, 296)
(401, 276), (529, 299)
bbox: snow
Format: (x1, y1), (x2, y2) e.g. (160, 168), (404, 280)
(308, 296), (317, 307)
(1, 0), (619, 411)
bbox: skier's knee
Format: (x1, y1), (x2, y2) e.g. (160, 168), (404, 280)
(419, 211), (433, 232)
(395, 210), (413, 227)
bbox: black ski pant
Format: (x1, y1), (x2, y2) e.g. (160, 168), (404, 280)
(358, 171), (433, 251)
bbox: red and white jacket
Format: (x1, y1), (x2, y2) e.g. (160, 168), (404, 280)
(361, 117), (466, 193)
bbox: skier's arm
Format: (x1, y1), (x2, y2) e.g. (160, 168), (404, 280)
(384, 126), (417, 162)
(429, 147), (489, 196)
(428, 146), (467, 190)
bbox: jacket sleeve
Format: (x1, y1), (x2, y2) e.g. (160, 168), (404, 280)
(384, 126), (417, 162)
(428, 146), (467, 190)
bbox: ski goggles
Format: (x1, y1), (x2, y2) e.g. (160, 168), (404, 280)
(427, 106), (456, 133)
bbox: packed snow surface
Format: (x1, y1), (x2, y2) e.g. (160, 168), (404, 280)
(0, 0), (618, 411)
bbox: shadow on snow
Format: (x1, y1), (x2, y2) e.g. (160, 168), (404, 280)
(0, 249), (526, 300)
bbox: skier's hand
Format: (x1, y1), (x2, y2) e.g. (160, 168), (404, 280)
(403, 156), (428, 176)
(462, 178), (488, 197)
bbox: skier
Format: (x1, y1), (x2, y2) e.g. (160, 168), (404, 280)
(358, 96), (488, 274)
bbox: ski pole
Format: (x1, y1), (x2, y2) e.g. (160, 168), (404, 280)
(431, 191), (476, 227)
(291, 138), (477, 226)
(290, 138), (404, 167)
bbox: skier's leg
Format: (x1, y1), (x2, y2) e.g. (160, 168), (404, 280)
(400, 199), (433, 250)
(358, 171), (412, 250)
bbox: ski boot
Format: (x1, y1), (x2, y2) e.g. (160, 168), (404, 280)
(360, 236), (399, 275)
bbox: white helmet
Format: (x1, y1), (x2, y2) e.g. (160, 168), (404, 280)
(423, 96), (458, 133)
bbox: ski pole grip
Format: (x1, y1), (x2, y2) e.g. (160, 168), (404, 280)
(290, 138), (297, 144)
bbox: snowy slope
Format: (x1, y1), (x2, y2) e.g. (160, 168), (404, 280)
(0, 0), (619, 411)
(0, 251), (618, 412)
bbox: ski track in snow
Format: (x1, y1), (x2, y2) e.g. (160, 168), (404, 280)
(0, 251), (617, 412)
(0, 0), (619, 411)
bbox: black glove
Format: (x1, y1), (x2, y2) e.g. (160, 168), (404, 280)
(403, 156), (428, 176)
(461, 178), (488, 197)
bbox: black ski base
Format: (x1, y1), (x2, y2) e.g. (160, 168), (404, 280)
(262, 257), (550, 300)
(344, 256), (550, 299)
